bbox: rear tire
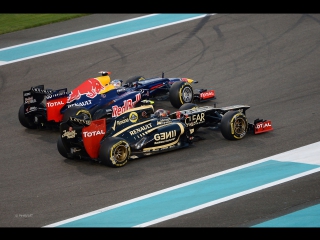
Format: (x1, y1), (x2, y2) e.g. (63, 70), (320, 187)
(18, 103), (45, 129)
(220, 111), (248, 140)
(57, 135), (72, 159)
(169, 81), (194, 108)
(99, 137), (131, 168)
(62, 106), (91, 122)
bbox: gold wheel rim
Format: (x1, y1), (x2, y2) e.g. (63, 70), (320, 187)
(114, 145), (127, 163)
(234, 118), (246, 134)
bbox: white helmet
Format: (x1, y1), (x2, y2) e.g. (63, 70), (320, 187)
(111, 79), (122, 89)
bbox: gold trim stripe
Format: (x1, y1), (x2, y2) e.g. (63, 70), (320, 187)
(143, 122), (185, 152)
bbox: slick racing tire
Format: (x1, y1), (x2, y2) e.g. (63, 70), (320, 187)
(220, 111), (248, 140)
(125, 75), (145, 87)
(62, 106), (92, 124)
(57, 135), (72, 159)
(18, 103), (45, 129)
(99, 137), (131, 168)
(179, 103), (198, 111)
(169, 81), (194, 109)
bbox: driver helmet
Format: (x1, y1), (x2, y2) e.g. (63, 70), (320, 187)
(154, 109), (169, 118)
(111, 79), (122, 89)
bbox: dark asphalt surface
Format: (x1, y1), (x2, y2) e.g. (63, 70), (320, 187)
(0, 14), (320, 227)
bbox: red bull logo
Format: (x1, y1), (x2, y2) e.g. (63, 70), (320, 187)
(112, 93), (142, 117)
(67, 78), (105, 103)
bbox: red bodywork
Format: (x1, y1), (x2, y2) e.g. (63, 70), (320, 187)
(200, 90), (215, 100)
(46, 96), (68, 122)
(82, 119), (106, 159)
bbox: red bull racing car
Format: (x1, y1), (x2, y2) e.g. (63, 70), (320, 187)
(18, 71), (216, 130)
(57, 102), (273, 168)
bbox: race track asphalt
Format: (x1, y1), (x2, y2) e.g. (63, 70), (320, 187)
(0, 14), (320, 227)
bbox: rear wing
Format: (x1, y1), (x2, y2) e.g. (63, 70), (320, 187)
(23, 85), (68, 122)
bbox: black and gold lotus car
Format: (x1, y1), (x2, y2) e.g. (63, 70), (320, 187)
(57, 103), (273, 168)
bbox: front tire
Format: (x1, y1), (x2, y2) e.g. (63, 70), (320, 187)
(220, 111), (248, 140)
(169, 81), (194, 108)
(179, 103), (201, 132)
(179, 103), (198, 111)
(125, 75), (145, 87)
(99, 137), (131, 168)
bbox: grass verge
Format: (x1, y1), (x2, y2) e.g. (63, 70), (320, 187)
(0, 14), (90, 35)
